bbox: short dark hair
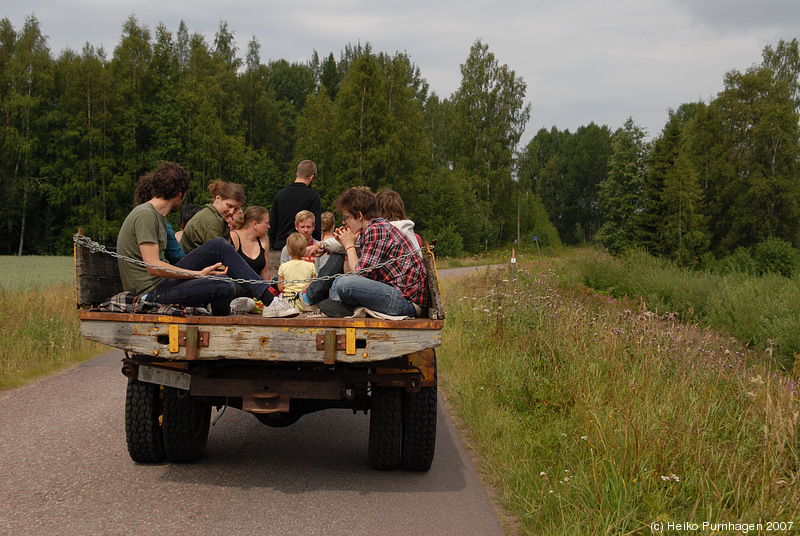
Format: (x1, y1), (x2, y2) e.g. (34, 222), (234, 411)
(297, 160), (317, 180)
(334, 187), (379, 220)
(179, 203), (202, 227)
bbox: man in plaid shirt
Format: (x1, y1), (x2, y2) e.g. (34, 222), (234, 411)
(319, 188), (427, 318)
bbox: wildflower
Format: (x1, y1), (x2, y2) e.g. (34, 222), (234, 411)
(580, 436), (588, 441)
(540, 471), (546, 476)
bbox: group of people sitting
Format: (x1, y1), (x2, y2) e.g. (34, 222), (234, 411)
(116, 160), (428, 319)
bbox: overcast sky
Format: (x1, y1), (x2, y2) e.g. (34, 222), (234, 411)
(5, 0), (800, 145)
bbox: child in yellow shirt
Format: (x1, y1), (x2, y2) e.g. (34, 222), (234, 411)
(278, 232), (317, 311)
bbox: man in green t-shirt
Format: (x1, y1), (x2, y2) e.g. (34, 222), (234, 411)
(116, 162), (299, 317)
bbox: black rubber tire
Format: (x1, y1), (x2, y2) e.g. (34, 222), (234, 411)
(402, 385), (438, 471)
(368, 386), (403, 470)
(162, 387), (211, 463)
(125, 378), (165, 463)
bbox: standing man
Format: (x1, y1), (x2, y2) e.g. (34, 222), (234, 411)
(269, 160), (321, 251)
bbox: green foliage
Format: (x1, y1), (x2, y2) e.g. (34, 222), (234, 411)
(752, 237), (800, 276)
(574, 247), (800, 370)
(4, 14), (799, 269)
(702, 247), (758, 275)
(595, 118), (648, 255)
(423, 224), (463, 258)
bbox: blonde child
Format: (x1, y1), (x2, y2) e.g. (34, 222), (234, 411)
(278, 233), (317, 310)
(279, 210), (320, 268)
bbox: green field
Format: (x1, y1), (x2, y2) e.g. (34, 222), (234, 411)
(0, 255), (104, 389)
(0, 256), (75, 290)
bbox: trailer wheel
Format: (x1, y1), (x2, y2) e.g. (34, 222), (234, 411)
(402, 385), (437, 471)
(125, 378), (165, 463)
(368, 386), (402, 470)
(162, 387), (211, 463)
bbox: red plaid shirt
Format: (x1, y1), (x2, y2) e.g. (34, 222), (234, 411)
(355, 218), (428, 307)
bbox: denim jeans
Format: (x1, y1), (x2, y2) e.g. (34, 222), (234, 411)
(304, 252), (344, 305)
(149, 237), (271, 315)
(330, 274), (417, 317)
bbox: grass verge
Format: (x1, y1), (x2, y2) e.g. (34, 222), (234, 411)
(573, 248), (800, 371)
(438, 253), (798, 534)
(0, 282), (106, 390)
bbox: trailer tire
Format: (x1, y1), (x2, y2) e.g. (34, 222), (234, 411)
(162, 387), (211, 463)
(402, 385), (437, 471)
(368, 386), (402, 470)
(125, 378), (165, 463)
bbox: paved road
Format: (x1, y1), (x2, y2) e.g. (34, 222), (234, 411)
(0, 303), (506, 536)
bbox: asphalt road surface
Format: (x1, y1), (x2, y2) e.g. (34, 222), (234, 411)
(0, 267), (507, 536)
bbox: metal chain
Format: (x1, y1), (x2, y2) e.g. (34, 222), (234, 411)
(73, 233), (426, 287)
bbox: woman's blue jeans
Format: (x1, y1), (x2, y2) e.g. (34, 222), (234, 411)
(149, 237), (270, 315)
(331, 274), (417, 317)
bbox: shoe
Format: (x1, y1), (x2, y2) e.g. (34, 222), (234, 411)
(262, 297), (300, 318)
(230, 297), (256, 315)
(318, 299), (356, 318)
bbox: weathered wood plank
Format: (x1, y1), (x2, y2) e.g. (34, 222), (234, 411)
(80, 320), (441, 363)
(422, 247), (445, 320)
(75, 237), (122, 307)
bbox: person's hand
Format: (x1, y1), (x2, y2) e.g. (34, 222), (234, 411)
(200, 262), (227, 276)
(335, 226), (358, 249)
(306, 244), (324, 258)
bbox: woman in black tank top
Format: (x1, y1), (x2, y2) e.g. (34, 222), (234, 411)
(230, 206), (271, 280)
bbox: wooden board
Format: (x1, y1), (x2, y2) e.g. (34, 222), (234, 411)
(80, 318), (441, 363)
(74, 238), (122, 308)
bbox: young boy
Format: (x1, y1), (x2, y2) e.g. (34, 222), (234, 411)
(278, 232), (317, 311)
(279, 210), (321, 269)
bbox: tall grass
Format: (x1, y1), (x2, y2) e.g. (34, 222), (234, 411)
(438, 257), (798, 534)
(574, 248), (800, 371)
(0, 256), (105, 390)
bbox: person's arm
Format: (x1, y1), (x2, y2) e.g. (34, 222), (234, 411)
(335, 226), (361, 273)
(163, 221), (185, 264)
(276, 265), (286, 293)
(139, 242), (225, 279)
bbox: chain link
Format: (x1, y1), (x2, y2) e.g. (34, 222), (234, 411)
(73, 233), (427, 287)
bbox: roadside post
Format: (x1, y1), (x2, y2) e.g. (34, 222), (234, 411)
(532, 236), (540, 255)
(511, 248), (516, 281)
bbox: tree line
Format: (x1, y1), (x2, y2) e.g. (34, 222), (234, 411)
(1, 14), (543, 257)
(517, 39), (800, 272)
(2, 14), (799, 271)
